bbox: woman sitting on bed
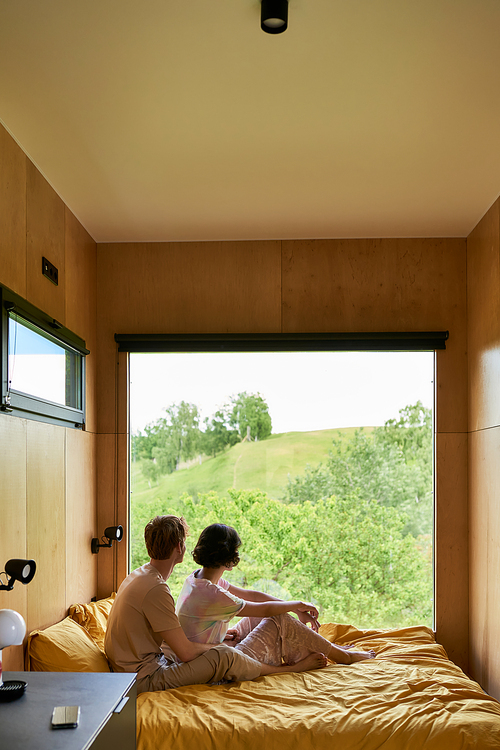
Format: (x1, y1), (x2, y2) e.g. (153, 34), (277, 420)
(176, 523), (375, 668)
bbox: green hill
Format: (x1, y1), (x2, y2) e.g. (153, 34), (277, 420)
(130, 426), (371, 506)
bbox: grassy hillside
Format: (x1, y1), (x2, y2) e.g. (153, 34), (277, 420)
(130, 426), (371, 506)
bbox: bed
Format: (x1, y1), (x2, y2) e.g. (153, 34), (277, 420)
(26, 596), (500, 749)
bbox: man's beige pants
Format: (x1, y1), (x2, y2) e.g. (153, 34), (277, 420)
(135, 643), (261, 693)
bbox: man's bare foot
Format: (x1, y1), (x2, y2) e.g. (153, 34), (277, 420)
(292, 652), (328, 672)
(349, 650), (376, 663)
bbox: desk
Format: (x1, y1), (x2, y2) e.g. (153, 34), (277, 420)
(0, 671), (136, 750)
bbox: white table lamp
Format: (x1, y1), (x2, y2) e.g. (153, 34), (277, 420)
(0, 609), (27, 700)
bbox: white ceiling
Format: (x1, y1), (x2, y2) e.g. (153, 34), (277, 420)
(1, 0), (500, 243)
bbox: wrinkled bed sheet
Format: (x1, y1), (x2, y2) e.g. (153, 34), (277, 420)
(137, 624), (500, 750)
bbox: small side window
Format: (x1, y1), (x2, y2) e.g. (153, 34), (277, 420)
(1, 288), (88, 428)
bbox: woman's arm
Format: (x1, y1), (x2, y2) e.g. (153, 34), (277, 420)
(227, 583), (320, 631)
(226, 582), (282, 603)
(238, 599), (320, 629)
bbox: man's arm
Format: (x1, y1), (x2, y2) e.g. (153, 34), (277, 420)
(159, 626), (215, 663)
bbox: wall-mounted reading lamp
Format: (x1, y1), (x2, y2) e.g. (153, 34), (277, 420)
(0, 559), (36, 701)
(0, 559), (36, 591)
(91, 526), (124, 554)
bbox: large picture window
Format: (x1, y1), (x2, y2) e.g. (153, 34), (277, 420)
(120, 332), (446, 631)
(1, 286), (88, 428)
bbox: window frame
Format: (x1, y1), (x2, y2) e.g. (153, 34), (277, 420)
(0, 285), (89, 429)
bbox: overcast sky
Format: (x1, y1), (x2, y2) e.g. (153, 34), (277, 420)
(130, 351), (434, 435)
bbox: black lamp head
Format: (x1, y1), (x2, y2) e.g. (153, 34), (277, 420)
(261, 0), (288, 34)
(91, 525), (124, 554)
(0, 559), (36, 591)
(104, 526), (123, 542)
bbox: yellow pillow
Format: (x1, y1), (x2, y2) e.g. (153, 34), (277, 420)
(27, 616), (110, 672)
(68, 594), (116, 653)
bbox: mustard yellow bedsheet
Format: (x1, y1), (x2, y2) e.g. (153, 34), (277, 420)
(137, 624), (500, 750)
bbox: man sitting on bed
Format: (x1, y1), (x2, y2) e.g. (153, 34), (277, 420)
(104, 515), (327, 693)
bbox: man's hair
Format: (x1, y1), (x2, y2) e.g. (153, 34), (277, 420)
(144, 515), (189, 560)
(192, 524), (241, 569)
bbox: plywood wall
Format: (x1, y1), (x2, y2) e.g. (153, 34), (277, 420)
(96, 235), (469, 670)
(0, 123), (98, 670)
(467, 197), (500, 698)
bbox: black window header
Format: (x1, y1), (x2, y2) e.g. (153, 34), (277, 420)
(115, 331), (448, 353)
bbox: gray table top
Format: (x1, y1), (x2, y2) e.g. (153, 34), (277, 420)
(0, 671), (136, 750)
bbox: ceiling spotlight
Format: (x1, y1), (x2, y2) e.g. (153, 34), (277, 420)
(261, 0), (288, 34)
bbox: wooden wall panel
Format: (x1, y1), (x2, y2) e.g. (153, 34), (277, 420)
(467, 197), (500, 699)
(95, 433), (116, 599)
(97, 241), (281, 335)
(96, 431), (128, 599)
(0, 125), (26, 297)
(282, 238), (467, 434)
(468, 427), (500, 698)
(115, 429), (130, 592)
(96, 240), (282, 435)
(467, 199), (500, 432)
(434, 431), (469, 669)
(0, 416), (27, 671)
(468, 428), (490, 690)
(26, 421), (66, 631)
(66, 428), (97, 606)
(26, 161), (66, 324)
(281, 238), (464, 329)
(65, 208), (97, 433)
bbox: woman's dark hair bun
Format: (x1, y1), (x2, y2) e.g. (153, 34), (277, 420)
(192, 524), (241, 569)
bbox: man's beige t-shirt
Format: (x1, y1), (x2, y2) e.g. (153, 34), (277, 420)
(105, 563), (180, 679)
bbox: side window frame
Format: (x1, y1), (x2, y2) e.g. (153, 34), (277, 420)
(0, 286), (89, 429)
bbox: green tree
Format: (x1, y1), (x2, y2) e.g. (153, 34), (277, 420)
(376, 401), (432, 511)
(284, 403), (433, 537)
(131, 422), (165, 461)
(136, 401), (202, 482)
(141, 458), (159, 487)
(201, 410), (239, 457)
(229, 392), (272, 441)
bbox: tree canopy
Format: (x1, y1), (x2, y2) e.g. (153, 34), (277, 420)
(284, 401), (432, 537)
(132, 392), (272, 483)
(228, 392), (272, 441)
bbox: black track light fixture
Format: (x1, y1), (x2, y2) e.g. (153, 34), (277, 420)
(0, 559), (36, 591)
(91, 525), (124, 554)
(261, 0), (288, 34)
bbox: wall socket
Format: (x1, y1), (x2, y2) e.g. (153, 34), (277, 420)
(42, 256), (58, 285)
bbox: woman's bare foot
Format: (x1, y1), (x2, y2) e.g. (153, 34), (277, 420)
(259, 652), (328, 677)
(348, 650), (376, 663)
(292, 652), (328, 672)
